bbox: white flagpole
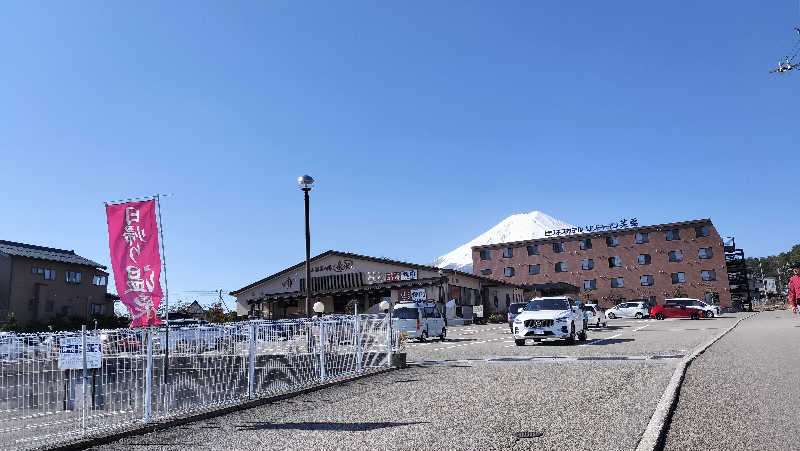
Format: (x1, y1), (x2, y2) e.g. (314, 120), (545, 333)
(155, 194), (171, 413)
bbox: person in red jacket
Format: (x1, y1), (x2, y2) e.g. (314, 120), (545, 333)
(789, 265), (800, 314)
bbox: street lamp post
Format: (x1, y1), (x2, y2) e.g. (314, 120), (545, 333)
(298, 175), (314, 317)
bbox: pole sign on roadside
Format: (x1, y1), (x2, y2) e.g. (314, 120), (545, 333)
(58, 337), (102, 370)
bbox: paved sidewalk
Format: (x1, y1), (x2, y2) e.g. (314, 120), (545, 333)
(665, 310), (800, 450)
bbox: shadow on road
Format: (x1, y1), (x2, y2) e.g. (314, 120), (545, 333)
(237, 421), (429, 432)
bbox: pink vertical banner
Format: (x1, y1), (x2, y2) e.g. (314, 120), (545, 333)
(106, 200), (164, 327)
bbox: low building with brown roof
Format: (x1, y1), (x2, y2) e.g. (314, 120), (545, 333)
(230, 250), (524, 323)
(0, 240), (114, 327)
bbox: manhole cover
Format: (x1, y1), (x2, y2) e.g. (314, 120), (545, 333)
(513, 431), (543, 439)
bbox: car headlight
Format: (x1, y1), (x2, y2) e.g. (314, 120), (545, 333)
(555, 316), (569, 322)
(514, 318), (523, 324)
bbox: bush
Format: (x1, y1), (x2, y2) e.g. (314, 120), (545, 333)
(488, 313), (506, 323)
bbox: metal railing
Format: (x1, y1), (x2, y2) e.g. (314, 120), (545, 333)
(0, 314), (394, 450)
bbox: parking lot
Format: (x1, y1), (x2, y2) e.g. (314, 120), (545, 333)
(94, 312), (752, 450)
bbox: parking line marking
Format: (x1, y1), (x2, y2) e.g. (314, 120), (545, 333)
(633, 324), (651, 332)
(580, 333), (622, 346)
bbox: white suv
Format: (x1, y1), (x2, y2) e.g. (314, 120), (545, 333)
(666, 298), (720, 318)
(512, 297), (587, 345)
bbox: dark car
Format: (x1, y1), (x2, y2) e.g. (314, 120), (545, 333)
(651, 303), (703, 320)
(507, 302), (528, 332)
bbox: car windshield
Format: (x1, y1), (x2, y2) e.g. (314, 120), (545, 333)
(393, 307), (419, 319)
(524, 299), (569, 311)
(510, 303), (526, 314)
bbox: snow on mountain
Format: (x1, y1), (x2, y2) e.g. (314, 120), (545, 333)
(430, 211), (574, 273)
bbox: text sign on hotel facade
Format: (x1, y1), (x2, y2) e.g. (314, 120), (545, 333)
(545, 217), (639, 237)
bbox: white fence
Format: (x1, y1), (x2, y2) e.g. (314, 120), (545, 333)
(0, 314), (395, 450)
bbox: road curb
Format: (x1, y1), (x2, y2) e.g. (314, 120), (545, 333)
(635, 312), (758, 451)
(44, 366), (398, 451)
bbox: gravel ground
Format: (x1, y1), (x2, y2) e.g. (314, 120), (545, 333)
(665, 311), (800, 450)
(94, 360), (672, 451)
(90, 313), (751, 450)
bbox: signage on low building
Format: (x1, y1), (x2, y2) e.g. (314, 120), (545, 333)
(545, 218), (640, 237)
(367, 269), (419, 284)
(398, 288), (427, 302)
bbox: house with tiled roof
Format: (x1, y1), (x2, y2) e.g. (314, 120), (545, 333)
(0, 240), (115, 327)
(230, 250), (525, 323)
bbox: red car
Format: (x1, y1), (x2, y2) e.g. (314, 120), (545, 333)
(651, 303), (705, 320)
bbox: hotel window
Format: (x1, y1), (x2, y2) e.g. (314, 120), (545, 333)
(527, 245), (539, 256)
(555, 262), (567, 272)
(698, 248), (713, 259)
(503, 248), (513, 258)
(608, 256), (622, 268)
(66, 271), (82, 284)
(582, 259), (594, 270)
(584, 279), (597, 290)
(695, 225), (710, 238)
(638, 254), (651, 265)
(606, 236), (619, 247)
(553, 242), (565, 253)
(641, 275), (655, 286)
(611, 277), (624, 288)
(668, 250), (683, 262)
(701, 270), (717, 281)
(32, 267), (43, 275)
(528, 264), (541, 275)
(91, 304), (107, 315)
(480, 250), (491, 261)
(671, 272), (686, 284)
(481, 269), (492, 275)
(93, 275), (107, 286)
(504, 267), (515, 277)
(635, 232), (649, 244)
(666, 229), (681, 241)
(580, 239), (592, 250)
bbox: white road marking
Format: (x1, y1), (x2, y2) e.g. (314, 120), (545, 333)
(580, 333), (622, 346)
(633, 324), (651, 332)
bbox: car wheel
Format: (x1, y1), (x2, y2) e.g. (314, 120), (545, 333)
(596, 319), (601, 328)
(706, 311), (714, 318)
(420, 331), (428, 342)
(607, 313), (616, 319)
(602, 322), (607, 327)
(578, 327), (587, 342)
(635, 312), (643, 319)
(515, 339), (526, 346)
(690, 312), (699, 320)
(566, 326), (576, 344)
(655, 313), (665, 320)
(440, 328), (446, 342)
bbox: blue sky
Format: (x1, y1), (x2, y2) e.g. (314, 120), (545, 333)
(1, 1), (798, 309)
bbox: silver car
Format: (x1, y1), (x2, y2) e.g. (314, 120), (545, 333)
(581, 303), (607, 327)
(605, 301), (651, 319)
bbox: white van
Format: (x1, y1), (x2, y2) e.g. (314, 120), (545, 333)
(393, 301), (446, 342)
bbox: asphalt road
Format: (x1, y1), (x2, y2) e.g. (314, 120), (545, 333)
(93, 313), (751, 451)
(665, 310), (798, 450)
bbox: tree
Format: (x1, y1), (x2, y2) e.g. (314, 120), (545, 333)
(205, 301), (237, 323)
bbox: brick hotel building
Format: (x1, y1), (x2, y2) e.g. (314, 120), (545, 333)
(471, 219), (732, 308)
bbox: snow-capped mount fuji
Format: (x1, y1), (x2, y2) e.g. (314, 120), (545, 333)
(430, 211), (574, 273)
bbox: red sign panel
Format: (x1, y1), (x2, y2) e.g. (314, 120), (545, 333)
(106, 200), (164, 327)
